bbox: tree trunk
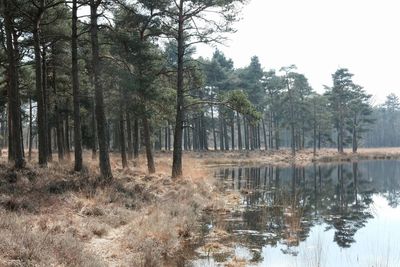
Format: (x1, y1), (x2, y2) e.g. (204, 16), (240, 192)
(133, 119), (139, 158)
(7, 107), (13, 162)
(237, 112), (242, 150)
(211, 105), (217, 150)
(119, 112), (128, 168)
(29, 94), (33, 161)
(126, 111), (133, 159)
(275, 119), (280, 150)
(313, 101), (317, 156)
(172, 0), (184, 178)
(224, 118), (229, 150)
(183, 123), (188, 150)
(269, 112), (273, 149)
(338, 107), (344, 153)
(3, 4), (25, 168)
(143, 115), (155, 173)
(56, 108), (64, 161)
(0, 112), (5, 157)
(33, 17), (47, 166)
(231, 116), (235, 150)
(219, 113), (224, 150)
(257, 123), (261, 149)
(352, 117), (357, 153)
(91, 96), (97, 159)
(187, 123), (192, 150)
(53, 58), (64, 161)
(202, 114), (208, 150)
(90, 0), (112, 180)
(158, 129), (162, 150)
(262, 118), (267, 150)
(249, 124), (254, 150)
(72, 0), (83, 171)
(42, 47), (52, 162)
(65, 106), (71, 160)
(290, 122), (295, 155)
(164, 124), (168, 151)
(244, 118), (249, 150)
(167, 121), (171, 150)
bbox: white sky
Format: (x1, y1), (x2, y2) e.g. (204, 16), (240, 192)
(195, 0), (400, 105)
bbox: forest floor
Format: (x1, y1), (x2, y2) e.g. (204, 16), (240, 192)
(0, 152), (241, 267)
(0, 147), (399, 267)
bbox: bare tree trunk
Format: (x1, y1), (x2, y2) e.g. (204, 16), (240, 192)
(274, 119), (280, 150)
(29, 94), (33, 161)
(219, 114), (224, 150)
(126, 111), (133, 159)
(338, 106), (344, 153)
(352, 117), (357, 153)
(202, 114), (208, 150)
(187, 122), (192, 150)
(53, 58), (64, 161)
(249, 124), (254, 150)
(167, 121), (171, 151)
(7, 106), (13, 162)
(244, 118), (249, 150)
(65, 105), (71, 160)
(56, 109), (64, 161)
(3, 3), (25, 168)
(90, 0), (112, 180)
(143, 115), (155, 173)
(164, 123), (168, 151)
(183, 123), (188, 150)
(224, 118), (229, 150)
(72, 0), (82, 171)
(133, 119), (139, 159)
(269, 112), (273, 149)
(313, 100), (317, 157)
(33, 11), (47, 166)
(0, 112), (5, 157)
(91, 96), (97, 159)
(262, 118), (267, 150)
(42, 46), (52, 162)
(119, 112), (127, 168)
(231, 115), (235, 150)
(172, 0), (184, 178)
(211, 105), (217, 150)
(237, 112), (242, 150)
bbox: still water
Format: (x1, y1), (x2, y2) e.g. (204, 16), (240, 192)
(191, 161), (400, 267)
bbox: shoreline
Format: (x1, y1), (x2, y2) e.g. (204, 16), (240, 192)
(177, 147), (400, 167)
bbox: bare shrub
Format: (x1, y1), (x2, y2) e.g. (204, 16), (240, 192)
(0, 211), (104, 267)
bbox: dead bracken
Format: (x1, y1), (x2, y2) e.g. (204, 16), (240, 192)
(0, 152), (226, 267)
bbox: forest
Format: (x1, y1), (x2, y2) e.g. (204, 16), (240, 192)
(1, 0), (399, 179)
(1, 0), (400, 266)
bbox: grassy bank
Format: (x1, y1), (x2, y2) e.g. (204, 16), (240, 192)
(0, 152), (240, 267)
(186, 147), (400, 167)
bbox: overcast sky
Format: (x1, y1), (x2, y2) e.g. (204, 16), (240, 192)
(196, 0), (400, 105)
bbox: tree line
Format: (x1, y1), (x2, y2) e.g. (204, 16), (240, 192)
(0, 0), (398, 181)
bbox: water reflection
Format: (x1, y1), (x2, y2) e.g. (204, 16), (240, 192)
(200, 161), (400, 265)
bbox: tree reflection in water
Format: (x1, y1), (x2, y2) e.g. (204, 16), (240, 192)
(210, 160), (400, 261)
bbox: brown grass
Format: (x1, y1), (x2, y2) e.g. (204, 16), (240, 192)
(179, 147), (400, 167)
(0, 151), (223, 267)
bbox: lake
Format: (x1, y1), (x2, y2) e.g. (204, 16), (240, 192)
(189, 160), (400, 267)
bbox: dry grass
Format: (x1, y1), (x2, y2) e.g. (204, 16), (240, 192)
(0, 151), (222, 267)
(175, 147), (400, 167)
